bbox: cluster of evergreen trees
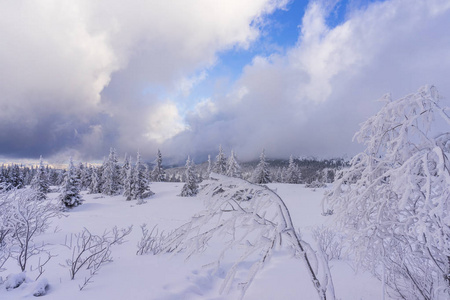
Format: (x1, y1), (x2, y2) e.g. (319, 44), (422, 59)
(0, 146), (346, 206)
(0, 160), (62, 191)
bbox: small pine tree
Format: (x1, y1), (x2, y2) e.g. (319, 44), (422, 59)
(214, 145), (227, 175)
(31, 156), (50, 200)
(151, 149), (166, 182)
(123, 158), (134, 201)
(226, 150), (241, 178)
(88, 167), (101, 194)
(59, 157), (83, 208)
(180, 156), (198, 197)
(206, 154), (212, 178)
(102, 148), (121, 195)
(251, 149), (271, 184)
(285, 155), (300, 184)
(132, 152), (152, 204)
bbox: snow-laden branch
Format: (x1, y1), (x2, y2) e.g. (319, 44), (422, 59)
(155, 173), (334, 300)
(325, 85), (450, 300)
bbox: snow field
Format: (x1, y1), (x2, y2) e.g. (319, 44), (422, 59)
(0, 182), (384, 299)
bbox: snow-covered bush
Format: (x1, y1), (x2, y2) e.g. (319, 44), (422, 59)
(305, 181), (327, 189)
(4, 272), (28, 290)
(324, 85), (450, 300)
(311, 226), (345, 261)
(62, 226), (132, 290)
(0, 188), (59, 272)
(157, 173), (334, 300)
(136, 224), (167, 255)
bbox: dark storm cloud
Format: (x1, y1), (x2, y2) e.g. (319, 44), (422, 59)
(0, 0), (287, 164)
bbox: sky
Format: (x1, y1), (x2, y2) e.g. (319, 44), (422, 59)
(1, 0), (450, 165)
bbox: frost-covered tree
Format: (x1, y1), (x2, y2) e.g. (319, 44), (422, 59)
(31, 156), (50, 200)
(214, 145), (227, 175)
(60, 157), (83, 208)
(158, 174), (334, 299)
(226, 150), (241, 178)
(8, 165), (24, 189)
(132, 152), (152, 203)
(180, 156), (198, 197)
(151, 149), (166, 182)
(285, 155), (300, 184)
(88, 167), (101, 194)
(324, 85), (450, 300)
(102, 148), (121, 196)
(205, 154), (212, 179)
(120, 154), (131, 186)
(123, 158), (134, 201)
(251, 149), (271, 184)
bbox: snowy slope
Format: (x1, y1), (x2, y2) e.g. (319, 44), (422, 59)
(0, 181), (385, 300)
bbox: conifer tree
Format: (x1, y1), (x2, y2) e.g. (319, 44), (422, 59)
(180, 156), (198, 197)
(206, 154), (212, 178)
(251, 149), (271, 184)
(120, 154), (131, 187)
(102, 148), (121, 195)
(123, 157), (134, 201)
(88, 167), (101, 194)
(285, 155), (300, 184)
(214, 145), (227, 175)
(151, 149), (166, 182)
(31, 156), (50, 200)
(226, 150), (241, 178)
(59, 157), (83, 208)
(132, 152), (152, 204)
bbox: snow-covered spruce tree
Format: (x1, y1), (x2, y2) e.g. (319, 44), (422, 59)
(102, 148), (121, 196)
(123, 158), (134, 201)
(214, 145), (227, 175)
(285, 155), (300, 184)
(120, 154), (131, 187)
(132, 152), (153, 204)
(251, 149), (271, 184)
(324, 85), (450, 300)
(31, 156), (50, 200)
(8, 165), (24, 189)
(88, 167), (101, 194)
(206, 154), (212, 178)
(59, 157), (83, 209)
(151, 149), (166, 182)
(226, 150), (242, 178)
(180, 156), (198, 197)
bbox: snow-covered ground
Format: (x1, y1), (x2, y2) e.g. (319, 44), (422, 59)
(0, 181), (385, 299)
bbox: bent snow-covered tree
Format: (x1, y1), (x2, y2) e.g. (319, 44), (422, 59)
(324, 85), (450, 300)
(158, 174), (334, 300)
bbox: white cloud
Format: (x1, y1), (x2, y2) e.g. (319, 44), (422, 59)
(144, 102), (186, 144)
(0, 0), (288, 160)
(169, 0), (450, 161)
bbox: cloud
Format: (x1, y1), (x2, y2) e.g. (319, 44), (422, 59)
(168, 0), (450, 162)
(0, 0), (288, 162)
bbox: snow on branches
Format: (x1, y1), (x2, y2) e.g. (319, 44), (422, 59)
(324, 85), (450, 300)
(157, 173), (334, 300)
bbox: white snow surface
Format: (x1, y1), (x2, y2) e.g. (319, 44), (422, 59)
(0, 181), (386, 299)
